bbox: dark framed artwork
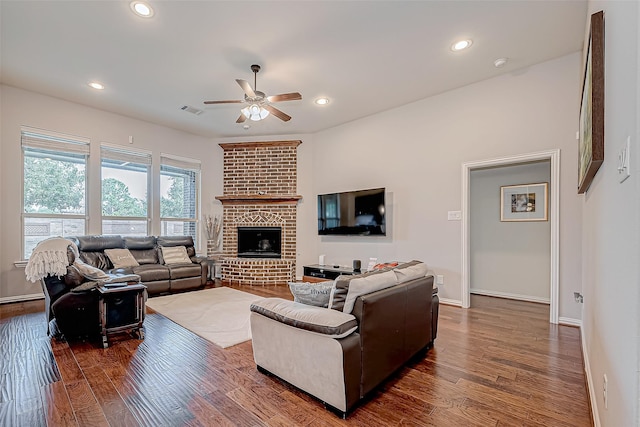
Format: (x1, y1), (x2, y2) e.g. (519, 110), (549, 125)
(578, 10), (604, 194)
(500, 183), (548, 222)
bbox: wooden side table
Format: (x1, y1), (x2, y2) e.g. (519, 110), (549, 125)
(97, 283), (146, 348)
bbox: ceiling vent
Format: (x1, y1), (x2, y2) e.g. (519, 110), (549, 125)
(181, 105), (204, 116)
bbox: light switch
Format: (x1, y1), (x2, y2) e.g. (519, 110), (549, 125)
(447, 211), (462, 221)
(618, 136), (631, 183)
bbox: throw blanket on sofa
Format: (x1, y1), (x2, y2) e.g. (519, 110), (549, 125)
(25, 237), (77, 282)
(25, 237), (138, 287)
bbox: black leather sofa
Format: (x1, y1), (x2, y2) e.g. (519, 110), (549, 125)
(42, 235), (208, 339)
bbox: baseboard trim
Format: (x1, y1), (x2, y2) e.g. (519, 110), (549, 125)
(582, 326), (601, 427)
(470, 288), (550, 304)
(558, 317), (581, 327)
(0, 293), (44, 305)
(438, 297), (462, 307)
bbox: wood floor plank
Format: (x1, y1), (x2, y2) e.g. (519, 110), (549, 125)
(82, 365), (139, 426)
(41, 381), (77, 426)
(0, 284), (592, 426)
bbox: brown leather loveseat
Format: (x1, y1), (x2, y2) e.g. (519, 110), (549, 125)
(249, 261), (438, 417)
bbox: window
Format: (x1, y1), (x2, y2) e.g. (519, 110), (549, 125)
(160, 155), (200, 243)
(22, 128), (89, 259)
(101, 145), (151, 236)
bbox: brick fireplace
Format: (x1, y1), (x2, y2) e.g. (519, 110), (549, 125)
(216, 140), (301, 285)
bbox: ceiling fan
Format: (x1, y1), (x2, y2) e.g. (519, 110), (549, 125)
(204, 64), (302, 123)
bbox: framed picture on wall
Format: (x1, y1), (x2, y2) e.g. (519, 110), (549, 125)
(578, 10), (604, 194)
(500, 182), (548, 222)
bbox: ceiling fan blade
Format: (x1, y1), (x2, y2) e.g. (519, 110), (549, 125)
(236, 79), (256, 98)
(236, 114), (247, 124)
(264, 104), (291, 122)
(204, 100), (243, 105)
(267, 92), (302, 103)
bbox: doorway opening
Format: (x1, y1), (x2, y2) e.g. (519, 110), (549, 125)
(462, 150), (560, 324)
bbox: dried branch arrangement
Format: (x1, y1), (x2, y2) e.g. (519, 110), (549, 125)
(204, 214), (222, 251)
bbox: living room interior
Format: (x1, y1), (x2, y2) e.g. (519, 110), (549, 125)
(0, 1), (638, 426)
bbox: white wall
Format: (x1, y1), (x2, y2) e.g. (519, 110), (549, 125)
(581, 2), (640, 426)
(470, 161), (551, 302)
(308, 53), (583, 319)
(0, 85), (222, 301)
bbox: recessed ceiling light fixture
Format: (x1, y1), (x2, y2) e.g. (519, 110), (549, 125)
(88, 82), (104, 90)
(494, 57), (509, 68)
(315, 97), (330, 105)
(451, 39), (473, 52)
(130, 1), (154, 18)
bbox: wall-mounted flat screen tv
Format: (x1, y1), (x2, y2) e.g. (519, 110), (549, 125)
(317, 187), (386, 236)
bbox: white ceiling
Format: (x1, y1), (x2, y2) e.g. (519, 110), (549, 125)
(0, 1), (588, 139)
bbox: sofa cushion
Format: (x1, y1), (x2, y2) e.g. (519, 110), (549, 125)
(251, 298), (357, 338)
(104, 248), (140, 269)
(393, 260), (428, 284)
(160, 246), (191, 265)
(130, 264), (170, 282)
(168, 263), (202, 280)
(74, 235), (125, 252)
(130, 248), (159, 265)
(328, 268), (392, 312)
(79, 252), (111, 270)
(342, 270), (398, 313)
(289, 281), (334, 308)
(124, 236), (156, 250)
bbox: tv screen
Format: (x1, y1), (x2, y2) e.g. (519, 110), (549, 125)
(317, 188), (386, 236)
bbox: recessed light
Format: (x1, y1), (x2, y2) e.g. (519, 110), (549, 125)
(451, 39), (473, 51)
(88, 82), (104, 90)
(315, 97), (330, 105)
(494, 57), (509, 68)
(130, 1), (154, 18)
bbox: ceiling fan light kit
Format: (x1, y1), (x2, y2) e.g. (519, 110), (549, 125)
(242, 104), (269, 121)
(204, 64), (302, 123)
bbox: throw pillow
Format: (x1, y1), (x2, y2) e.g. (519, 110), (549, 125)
(71, 260), (110, 281)
(160, 246), (192, 265)
(342, 270), (398, 313)
(328, 268), (392, 312)
(104, 248), (139, 269)
(393, 260), (428, 283)
(288, 281), (334, 308)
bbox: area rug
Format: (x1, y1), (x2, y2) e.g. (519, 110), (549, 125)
(145, 287), (264, 348)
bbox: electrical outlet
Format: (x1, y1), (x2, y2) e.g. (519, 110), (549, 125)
(603, 374), (608, 409)
(436, 275), (444, 285)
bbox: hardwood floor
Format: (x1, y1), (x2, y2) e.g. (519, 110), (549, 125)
(0, 283), (592, 426)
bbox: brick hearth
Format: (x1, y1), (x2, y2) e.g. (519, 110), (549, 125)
(216, 141), (302, 285)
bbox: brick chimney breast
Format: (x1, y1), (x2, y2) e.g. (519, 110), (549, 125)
(216, 141), (302, 285)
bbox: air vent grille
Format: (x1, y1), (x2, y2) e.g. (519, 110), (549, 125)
(180, 105), (204, 116)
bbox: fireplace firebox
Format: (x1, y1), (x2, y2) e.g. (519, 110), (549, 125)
(237, 227), (282, 259)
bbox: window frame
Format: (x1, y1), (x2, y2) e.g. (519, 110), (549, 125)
(159, 154), (201, 245)
(21, 127), (90, 260)
(100, 144), (152, 236)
